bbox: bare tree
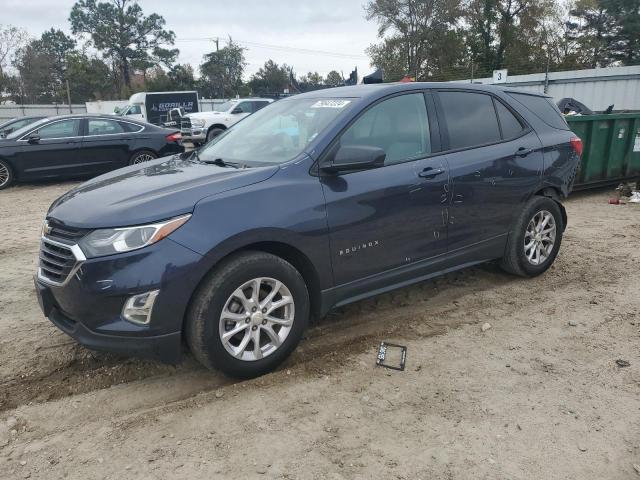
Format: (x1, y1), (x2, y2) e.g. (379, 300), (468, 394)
(0, 25), (28, 75)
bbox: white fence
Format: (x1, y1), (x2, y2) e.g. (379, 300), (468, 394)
(1, 98), (231, 122)
(0, 104), (87, 121)
(452, 65), (640, 111)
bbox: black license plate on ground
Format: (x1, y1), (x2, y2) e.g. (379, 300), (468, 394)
(376, 342), (407, 371)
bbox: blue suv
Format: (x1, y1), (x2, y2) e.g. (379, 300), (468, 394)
(35, 83), (582, 378)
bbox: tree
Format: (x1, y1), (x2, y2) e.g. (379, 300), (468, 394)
(0, 25), (27, 76)
(605, 0), (640, 65)
(69, 0), (178, 91)
(13, 44), (57, 103)
(199, 39), (246, 98)
(365, 0), (466, 81)
(566, 0), (615, 67)
(249, 59), (290, 95)
(325, 70), (344, 87)
(465, 0), (560, 76)
(0, 25), (28, 97)
(66, 52), (115, 101)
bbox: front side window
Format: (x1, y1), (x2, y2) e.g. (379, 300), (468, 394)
(252, 101), (270, 112)
(439, 91), (501, 150)
(233, 102), (252, 114)
(197, 98), (354, 165)
(340, 93), (431, 165)
(34, 119), (81, 139)
(87, 119), (125, 136)
(126, 105), (142, 115)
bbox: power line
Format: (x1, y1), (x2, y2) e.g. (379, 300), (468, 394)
(175, 36), (368, 60)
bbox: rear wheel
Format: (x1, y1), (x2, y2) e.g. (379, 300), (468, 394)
(129, 150), (157, 165)
(0, 159), (14, 190)
(500, 196), (564, 277)
(206, 127), (225, 143)
(186, 251), (309, 378)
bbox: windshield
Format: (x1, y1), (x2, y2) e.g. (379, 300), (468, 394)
(6, 117), (51, 139)
(215, 101), (236, 112)
(197, 98), (353, 165)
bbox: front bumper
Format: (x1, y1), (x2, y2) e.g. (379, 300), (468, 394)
(180, 128), (206, 144)
(35, 237), (208, 364)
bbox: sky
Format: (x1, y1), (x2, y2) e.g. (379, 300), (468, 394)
(2, 0), (380, 79)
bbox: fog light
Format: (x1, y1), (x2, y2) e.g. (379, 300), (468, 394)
(122, 290), (159, 325)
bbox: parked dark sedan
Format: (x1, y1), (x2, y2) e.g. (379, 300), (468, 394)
(0, 115), (45, 138)
(0, 114), (183, 189)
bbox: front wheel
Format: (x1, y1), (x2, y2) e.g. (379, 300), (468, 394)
(500, 196), (564, 277)
(206, 127), (224, 143)
(186, 251), (310, 378)
(0, 159), (14, 190)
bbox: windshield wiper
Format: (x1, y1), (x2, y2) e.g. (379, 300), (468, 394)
(202, 158), (245, 169)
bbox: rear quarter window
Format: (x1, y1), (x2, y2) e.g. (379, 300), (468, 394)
(507, 92), (569, 130)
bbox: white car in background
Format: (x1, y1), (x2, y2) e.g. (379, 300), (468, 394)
(181, 98), (273, 145)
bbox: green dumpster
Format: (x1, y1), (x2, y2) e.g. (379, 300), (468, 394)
(567, 113), (640, 189)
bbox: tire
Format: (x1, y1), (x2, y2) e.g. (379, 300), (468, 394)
(500, 196), (564, 277)
(0, 159), (14, 190)
(206, 127), (225, 143)
(128, 150), (157, 166)
(186, 251), (310, 378)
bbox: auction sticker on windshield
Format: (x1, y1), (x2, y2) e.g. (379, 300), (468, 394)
(311, 100), (351, 109)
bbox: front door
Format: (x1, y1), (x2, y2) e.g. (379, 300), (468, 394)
(435, 90), (544, 252)
(16, 118), (83, 180)
(321, 92), (449, 286)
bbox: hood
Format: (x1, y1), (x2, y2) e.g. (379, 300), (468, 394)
(48, 155), (278, 229)
(187, 111), (225, 119)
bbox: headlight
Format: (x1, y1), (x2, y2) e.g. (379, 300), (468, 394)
(79, 214), (191, 258)
(190, 119), (206, 127)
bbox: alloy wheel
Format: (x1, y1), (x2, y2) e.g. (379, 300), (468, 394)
(0, 163), (10, 188)
(524, 210), (556, 266)
(133, 153), (155, 164)
(218, 277), (295, 361)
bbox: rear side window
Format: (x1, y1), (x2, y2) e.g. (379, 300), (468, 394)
(119, 121), (143, 133)
(87, 119), (125, 136)
(495, 101), (524, 139)
(439, 91), (501, 149)
(508, 93), (569, 130)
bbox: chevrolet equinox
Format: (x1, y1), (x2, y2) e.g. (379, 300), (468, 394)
(35, 83), (582, 378)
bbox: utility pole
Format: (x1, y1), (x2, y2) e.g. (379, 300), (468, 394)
(65, 79), (72, 113)
(544, 51), (550, 94)
(470, 59), (475, 84)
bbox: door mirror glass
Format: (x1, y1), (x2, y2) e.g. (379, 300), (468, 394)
(322, 144), (386, 173)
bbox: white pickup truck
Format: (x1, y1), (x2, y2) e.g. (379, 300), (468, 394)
(180, 98), (273, 145)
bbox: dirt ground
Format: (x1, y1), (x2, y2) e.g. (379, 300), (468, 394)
(0, 181), (639, 480)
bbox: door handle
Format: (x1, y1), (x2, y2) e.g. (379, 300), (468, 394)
(515, 147), (533, 157)
(418, 167), (445, 179)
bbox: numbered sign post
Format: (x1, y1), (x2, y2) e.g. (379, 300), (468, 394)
(492, 69), (508, 84)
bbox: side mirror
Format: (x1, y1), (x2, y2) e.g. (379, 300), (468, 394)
(27, 134), (40, 144)
(321, 144), (386, 174)
(231, 107), (243, 114)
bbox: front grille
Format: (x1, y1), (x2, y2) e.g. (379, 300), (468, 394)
(46, 219), (87, 242)
(38, 237), (85, 286)
(180, 117), (192, 133)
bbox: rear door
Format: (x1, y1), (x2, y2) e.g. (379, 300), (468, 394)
(80, 118), (137, 172)
(435, 90), (543, 252)
(321, 92), (449, 286)
(15, 118), (83, 179)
